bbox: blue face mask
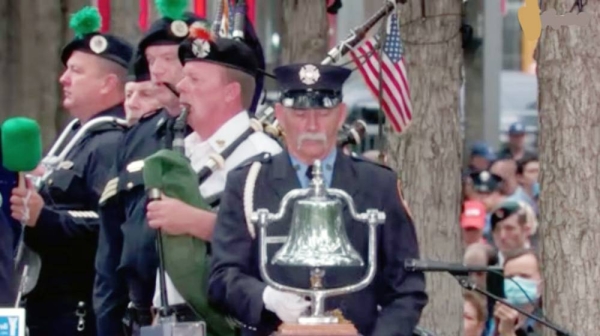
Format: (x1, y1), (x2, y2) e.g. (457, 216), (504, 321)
(532, 182), (540, 198)
(504, 276), (540, 307)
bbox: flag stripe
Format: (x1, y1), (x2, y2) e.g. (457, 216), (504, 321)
(349, 13), (413, 133)
(350, 48), (401, 133)
(350, 43), (404, 132)
(358, 42), (407, 129)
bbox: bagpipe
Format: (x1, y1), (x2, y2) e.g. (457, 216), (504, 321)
(255, 0), (407, 149)
(141, 0), (409, 334)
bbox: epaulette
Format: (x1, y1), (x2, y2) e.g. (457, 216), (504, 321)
(89, 119), (128, 134)
(349, 152), (393, 172)
(234, 152), (273, 171)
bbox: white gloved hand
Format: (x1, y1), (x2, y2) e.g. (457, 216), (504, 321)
(262, 286), (311, 323)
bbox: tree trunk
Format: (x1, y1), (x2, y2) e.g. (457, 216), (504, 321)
(388, 1), (464, 334)
(279, 0), (328, 64)
(537, 2), (600, 335)
(111, 1), (141, 43)
(462, 0), (484, 167)
(0, 0), (85, 150)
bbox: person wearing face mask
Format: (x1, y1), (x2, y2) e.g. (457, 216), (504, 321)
(491, 248), (542, 336)
(207, 63), (427, 336)
(93, 2), (206, 334)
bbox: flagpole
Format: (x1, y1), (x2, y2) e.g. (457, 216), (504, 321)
(376, 6), (391, 165)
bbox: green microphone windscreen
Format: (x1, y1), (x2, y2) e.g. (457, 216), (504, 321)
(1, 117), (42, 172)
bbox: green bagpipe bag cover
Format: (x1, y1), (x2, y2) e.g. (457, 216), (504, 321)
(142, 149), (237, 336)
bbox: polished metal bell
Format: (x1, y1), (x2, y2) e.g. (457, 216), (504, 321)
(271, 194), (364, 267)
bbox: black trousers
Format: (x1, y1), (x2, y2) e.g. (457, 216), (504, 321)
(26, 300), (96, 336)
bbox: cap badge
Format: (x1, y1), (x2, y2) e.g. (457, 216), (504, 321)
(480, 171), (490, 182)
(495, 209), (505, 219)
(171, 20), (189, 38)
(192, 39), (211, 58)
(90, 35), (108, 54)
(299, 64), (320, 85)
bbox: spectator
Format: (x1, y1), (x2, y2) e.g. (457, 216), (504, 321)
(518, 201), (539, 251)
(469, 170), (506, 242)
(516, 155), (539, 201)
(468, 141), (496, 173)
(460, 200), (487, 246)
(463, 242), (495, 289)
(497, 122), (537, 161)
(490, 159), (537, 212)
(490, 201), (532, 265)
(493, 248), (542, 336)
(464, 291), (487, 336)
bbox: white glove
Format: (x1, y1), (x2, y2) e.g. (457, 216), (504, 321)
(262, 286), (311, 323)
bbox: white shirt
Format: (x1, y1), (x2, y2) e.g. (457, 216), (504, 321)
(153, 111), (282, 307)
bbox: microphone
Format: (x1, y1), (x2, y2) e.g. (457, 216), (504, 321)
(404, 259), (503, 276)
(1, 117), (42, 173)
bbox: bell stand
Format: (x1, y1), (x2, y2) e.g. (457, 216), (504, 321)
(253, 160), (386, 336)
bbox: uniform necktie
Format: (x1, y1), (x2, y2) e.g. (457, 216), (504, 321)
(306, 165), (314, 181)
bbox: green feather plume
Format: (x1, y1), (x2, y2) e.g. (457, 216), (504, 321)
(155, 0), (189, 20)
(69, 6), (102, 38)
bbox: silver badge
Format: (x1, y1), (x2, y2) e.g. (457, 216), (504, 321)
(170, 20), (189, 37)
(90, 35), (108, 54)
(480, 171), (490, 182)
(191, 39), (211, 58)
(299, 64), (320, 85)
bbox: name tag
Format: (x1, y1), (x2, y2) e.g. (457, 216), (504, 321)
(0, 308), (25, 336)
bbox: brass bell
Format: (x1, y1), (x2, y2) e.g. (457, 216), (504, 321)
(271, 191), (364, 267)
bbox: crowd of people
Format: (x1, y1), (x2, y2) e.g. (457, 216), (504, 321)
(461, 123), (542, 336)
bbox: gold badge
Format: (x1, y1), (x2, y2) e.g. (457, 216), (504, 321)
(89, 35), (108, 54)
(191, 38), (211, 58)
(397, 179), (413, 222)
(299, 64), (320, 85)
(170, 20), (189, 37)
(59, 160), (74, 170)
(126, 160), (144, 173)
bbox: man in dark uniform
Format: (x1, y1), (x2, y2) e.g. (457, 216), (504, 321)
(8, 6), (132, 336)
(93, 6), (207, 335)
(208, 63), (428, 336)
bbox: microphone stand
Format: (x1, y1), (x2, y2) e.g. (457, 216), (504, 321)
(452, 274), (575, 336)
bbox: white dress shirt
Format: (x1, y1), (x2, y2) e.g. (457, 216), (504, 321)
(152, 111), (282, 307)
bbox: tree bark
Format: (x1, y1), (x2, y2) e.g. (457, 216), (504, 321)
(388, 1), (464, 334)
(111, 1), (141, 43)
(0, 0), (84, 149)
(279, 0), (328, 64)
(537, 2), (600, 335)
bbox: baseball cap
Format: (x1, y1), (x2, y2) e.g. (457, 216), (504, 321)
(460, 200), (487, 230)
(508, 122), (526, 135)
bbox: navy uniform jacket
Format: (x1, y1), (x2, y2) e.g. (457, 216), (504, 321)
(209, 151), (428, 336)
(94, 109), (183, 335)
(23, 105), (125, 309)
(0, 210), (15, 306)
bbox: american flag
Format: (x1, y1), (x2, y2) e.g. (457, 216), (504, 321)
(349, 13), (413, 133)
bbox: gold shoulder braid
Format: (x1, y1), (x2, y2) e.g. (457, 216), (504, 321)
(397, 179), (413, 222)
